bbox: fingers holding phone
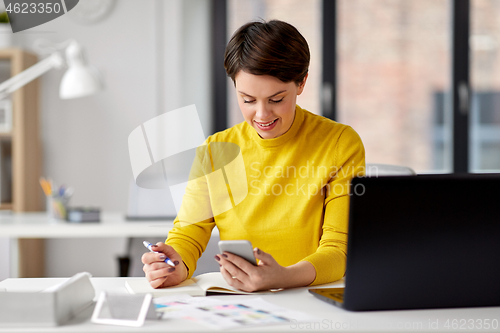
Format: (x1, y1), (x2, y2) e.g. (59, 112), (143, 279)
(216, 241), (287, 292)
(218, 240), (257, 265)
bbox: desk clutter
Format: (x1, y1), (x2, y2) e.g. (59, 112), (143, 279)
(40, 177), (72, 219)
(98, 273), (316, 328)
(0, 272), (319, 329)
(92, 275), (316, 329)
(67, 207), (101, 223)
(39, 177), (100, 222)
(91, 291), (315, 329)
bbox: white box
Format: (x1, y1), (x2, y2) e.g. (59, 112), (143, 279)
(0, 272), (95, 326)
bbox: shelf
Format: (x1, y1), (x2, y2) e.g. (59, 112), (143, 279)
(0, 132), (12, 139)
(0, 202), (12, 210)
(0, 48), (42, 212)
(0, 47), (43, 277)
(0, 48), (27, 60)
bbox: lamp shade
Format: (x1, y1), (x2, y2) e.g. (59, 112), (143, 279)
(59, 41), (102, 99)
(59, 66), (101, 99)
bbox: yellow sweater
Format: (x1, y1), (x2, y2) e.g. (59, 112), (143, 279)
(166, 105), (365, 285)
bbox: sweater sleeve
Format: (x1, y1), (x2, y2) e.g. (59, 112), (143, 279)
(165, 143), (216, 278)
(302, 126), (365, 285)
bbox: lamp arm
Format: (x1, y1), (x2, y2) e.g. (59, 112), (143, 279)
(0, 53), (65, 99)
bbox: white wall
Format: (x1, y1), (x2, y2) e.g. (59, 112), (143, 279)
(3, 0), (213, 278)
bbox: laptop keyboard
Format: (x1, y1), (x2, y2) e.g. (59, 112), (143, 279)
(330, 292), (344, 301)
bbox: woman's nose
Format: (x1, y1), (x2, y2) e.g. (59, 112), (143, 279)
(255, 103), (271, 120)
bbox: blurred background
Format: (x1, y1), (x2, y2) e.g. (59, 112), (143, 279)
(0, 0), (499, 279)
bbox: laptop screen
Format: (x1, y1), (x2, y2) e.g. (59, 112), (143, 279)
(343, 174), (500, 311)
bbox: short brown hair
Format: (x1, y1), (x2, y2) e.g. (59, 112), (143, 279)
(224, 20), (310, 85)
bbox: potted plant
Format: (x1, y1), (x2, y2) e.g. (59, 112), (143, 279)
(0, 8), (12, 48)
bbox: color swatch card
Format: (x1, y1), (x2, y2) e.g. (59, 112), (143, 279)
(153, 295), (318, 329)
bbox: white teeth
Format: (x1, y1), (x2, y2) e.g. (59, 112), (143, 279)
(258, 119), (277, 127)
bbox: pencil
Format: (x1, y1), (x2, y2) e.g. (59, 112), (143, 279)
(39, 177), (52, 196)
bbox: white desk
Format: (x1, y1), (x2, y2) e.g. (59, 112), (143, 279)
(0, 276), (499, 333)
(0, 212), (176, 278)
(0, 212), (175, 238)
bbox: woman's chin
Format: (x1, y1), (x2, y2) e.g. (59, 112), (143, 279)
(256, 129), (278, 139)
(254, 123), (282, 139)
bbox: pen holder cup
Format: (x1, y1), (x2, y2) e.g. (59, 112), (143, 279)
(46, 195), (69, 220)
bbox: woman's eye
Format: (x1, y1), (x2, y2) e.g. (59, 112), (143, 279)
(270, 97), (284, 104)
(243, 99), (255, 104)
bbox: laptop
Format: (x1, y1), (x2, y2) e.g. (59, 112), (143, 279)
(309, 174), (500, 311)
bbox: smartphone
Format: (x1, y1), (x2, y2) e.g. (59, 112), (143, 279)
(218, 240), (257, 265)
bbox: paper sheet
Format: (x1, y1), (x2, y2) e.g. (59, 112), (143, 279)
(153, 295), (319, 329)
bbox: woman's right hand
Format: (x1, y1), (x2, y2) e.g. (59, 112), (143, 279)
(142, 242), (188, 288)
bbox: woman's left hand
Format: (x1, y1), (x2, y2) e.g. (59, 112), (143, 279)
(215, 248), (315, 292)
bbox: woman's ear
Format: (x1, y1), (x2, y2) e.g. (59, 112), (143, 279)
(297, 73), (308, 95)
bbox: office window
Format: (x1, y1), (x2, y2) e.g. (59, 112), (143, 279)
(470, 0), (500, 172)
(226, 0), (322, 127)
(337, 0), (452, 173)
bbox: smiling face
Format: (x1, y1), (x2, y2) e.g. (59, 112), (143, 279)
(235, 71), (307, 139)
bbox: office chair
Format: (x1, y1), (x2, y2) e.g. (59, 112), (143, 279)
(365, 163), (416, 177)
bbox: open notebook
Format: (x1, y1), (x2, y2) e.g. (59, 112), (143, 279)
(125, 272), (274, 297)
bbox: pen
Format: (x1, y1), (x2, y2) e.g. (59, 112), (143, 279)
(143, 241), (175, 267)
(58, 185), (66, 197)
(63, 187), (74, 198)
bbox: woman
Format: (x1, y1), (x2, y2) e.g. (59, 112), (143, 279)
(142, 20), (365, 292)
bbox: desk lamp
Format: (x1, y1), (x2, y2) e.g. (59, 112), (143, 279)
(0, 39), (102, 100)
